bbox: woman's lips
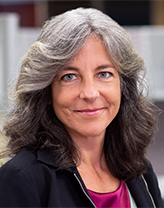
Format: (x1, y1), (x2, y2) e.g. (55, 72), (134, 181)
(74, 108), (105, 116)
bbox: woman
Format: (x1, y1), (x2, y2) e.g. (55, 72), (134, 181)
(0, 7), (163, 207)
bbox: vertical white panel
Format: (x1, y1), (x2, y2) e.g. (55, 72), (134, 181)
(125, 26), (164, 101)
(0, 13), (19, 114)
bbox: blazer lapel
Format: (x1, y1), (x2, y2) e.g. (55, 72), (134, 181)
(126, 176), (155, 208)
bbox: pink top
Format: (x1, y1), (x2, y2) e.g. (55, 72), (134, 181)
(87, 180), (130, 208)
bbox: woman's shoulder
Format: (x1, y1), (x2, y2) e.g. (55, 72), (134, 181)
(0, 147), (38, 172)
(0, 147), (54, 207)
(0, 147), (56, 184)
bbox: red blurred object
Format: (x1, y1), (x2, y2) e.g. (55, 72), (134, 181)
(0, 3), (35, 27)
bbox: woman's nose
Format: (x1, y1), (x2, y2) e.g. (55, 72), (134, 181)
(79, 79), (100, 102)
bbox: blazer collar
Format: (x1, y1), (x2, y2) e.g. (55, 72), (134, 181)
(37, 147), (76, 172)
(37, 148), (57, 167)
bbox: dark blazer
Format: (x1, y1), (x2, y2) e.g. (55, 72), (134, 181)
(0, 147), (163, 207)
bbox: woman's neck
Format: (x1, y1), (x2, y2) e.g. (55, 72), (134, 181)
(71, 133), (106, 169)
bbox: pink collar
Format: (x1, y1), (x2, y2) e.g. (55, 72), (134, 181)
(87, 180), (130, 208)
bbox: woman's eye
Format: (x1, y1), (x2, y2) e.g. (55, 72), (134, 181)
(61, 74), (76, 81)
(98, 72), (111, 78)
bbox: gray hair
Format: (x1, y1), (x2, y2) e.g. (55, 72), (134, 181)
(16, 7), (143, 95)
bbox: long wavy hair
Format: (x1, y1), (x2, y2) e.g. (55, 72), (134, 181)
(2, 8), (159, 180)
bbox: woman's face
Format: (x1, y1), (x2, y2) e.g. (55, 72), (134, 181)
(51, 36), (121, 140)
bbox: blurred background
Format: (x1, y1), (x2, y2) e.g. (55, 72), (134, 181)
(0, 0), (164, 197)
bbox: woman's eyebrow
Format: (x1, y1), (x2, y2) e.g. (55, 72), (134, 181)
(63, 66), (79, 72)
(95, 64), (115, 70)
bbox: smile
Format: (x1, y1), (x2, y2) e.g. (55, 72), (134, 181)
(74, 108), (105, 116)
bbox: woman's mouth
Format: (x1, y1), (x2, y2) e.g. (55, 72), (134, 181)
(75, 108), (105, 116)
